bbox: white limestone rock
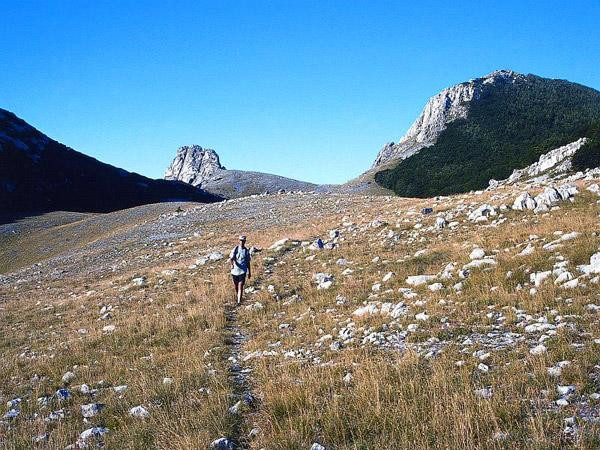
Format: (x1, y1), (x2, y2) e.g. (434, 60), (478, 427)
(313, 273), (333, 290)
(165, 145), (224, 186)
(504, 138), (587, 183)
(578, 252), (600, 275)
(78, 427), (109, 446)
(469, 248), (486, 260)
(81, 403), (104, 418)
(530, 271), (552, 287)
(468, 204), (497, 221)
(513, 192), (537, 211)
(129, 405), (150, 418)
(406, 275), (436, 286)
(61, 371), (76, 384)
(435, 216), (448, 229)
(372, 70), (522, 167)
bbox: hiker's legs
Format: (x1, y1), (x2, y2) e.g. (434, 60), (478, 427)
(232, 276), (239, 296)
(231, 274), (246, 304)
(237, 280), (245, 303)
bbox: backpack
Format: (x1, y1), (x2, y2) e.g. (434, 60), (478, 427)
(232, 245), (249, 268)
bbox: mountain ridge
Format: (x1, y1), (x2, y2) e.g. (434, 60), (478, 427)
(0, 109), (221, 215)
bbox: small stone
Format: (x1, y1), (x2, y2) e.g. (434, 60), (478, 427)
(3, 409), (20, 420)
(61, 371), (76, 384)
(113, 385), (128, 394)
(81, 403), (104, 418)
(78, 427), (109, 445)
(557, 385), (575, 396)
(530, 344), (547, 355)
(210, 437), (235, 450)
(475, 387), (492, 399)
(129, 405), (150, 418)
(415, 312), (429, 321)
(55, 388), (70, 401)
(469, 248), (486, 260)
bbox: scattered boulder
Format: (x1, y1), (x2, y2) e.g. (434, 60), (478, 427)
(269, 238), (289, 250)
(129, 405), (150, 418)
(578, 252), (600, 275)
(77, 427), (109, 447)
(313, 273), (333, 290)
(468, 204), (497, 221)
(435, 216), (448, 229)
(62, 371), (76, 384)
(81, 403), (104, 418)
(513, 184), (578, 213)
(469, 248), (485, 260)
(406, 275), (436, 286)
(210, 437), (235, 449)
(208, 251), (224, 261)
(513, 192), (537, 211)
(530, 271), (552, 287)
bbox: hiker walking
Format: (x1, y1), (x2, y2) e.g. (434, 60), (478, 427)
(229, 235), (251, 304)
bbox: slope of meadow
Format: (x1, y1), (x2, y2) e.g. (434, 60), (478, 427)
(2, 179), (600, 449)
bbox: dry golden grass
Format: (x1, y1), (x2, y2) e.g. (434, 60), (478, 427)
(2, 185), (600, 448)
(235, 187), (600, 449)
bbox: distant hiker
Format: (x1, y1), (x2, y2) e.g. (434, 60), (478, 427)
(229, 235), (251, 304)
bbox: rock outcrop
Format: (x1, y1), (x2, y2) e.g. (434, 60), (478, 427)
(490, 138), (589, 187)
(372, 70), (522, 167)
(512, 184), (578, 213)
(164, 146), (225, 186)
(164, 145), (318, 198)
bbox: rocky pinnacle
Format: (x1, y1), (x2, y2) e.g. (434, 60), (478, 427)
(164, 145), (225, 187)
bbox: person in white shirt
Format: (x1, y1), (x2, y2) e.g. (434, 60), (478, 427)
(229, 235), (252, 304)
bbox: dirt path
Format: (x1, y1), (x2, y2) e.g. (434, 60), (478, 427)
(217, 242), (303, 448)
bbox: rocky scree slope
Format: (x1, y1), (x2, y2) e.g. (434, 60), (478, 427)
(165, 145), (317, 198)
(0, 109), (221, 216)
(372, 70), (600, 198)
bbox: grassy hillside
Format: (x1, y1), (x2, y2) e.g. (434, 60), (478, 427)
(3, 185), (600, 448)
(375, 75), (600, 197)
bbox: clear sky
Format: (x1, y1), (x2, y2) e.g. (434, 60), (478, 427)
(1, 1), (599, 184)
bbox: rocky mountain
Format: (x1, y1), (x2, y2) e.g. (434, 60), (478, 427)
(164, 145), (317, 198)
(372, 70), (600, 197)
(164, 145), (224, 185)
(0, 109), (221, 216)
(372, 70), (516, 167)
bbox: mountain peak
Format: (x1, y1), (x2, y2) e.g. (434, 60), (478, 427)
(165, 145), (225, 186)
(372, 70), (525, 168)
(483, 69), (520, 79)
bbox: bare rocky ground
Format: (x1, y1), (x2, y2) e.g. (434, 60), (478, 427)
(2, 176), (600, 448)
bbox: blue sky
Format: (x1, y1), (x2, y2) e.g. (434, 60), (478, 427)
(1, 1), (599, 184)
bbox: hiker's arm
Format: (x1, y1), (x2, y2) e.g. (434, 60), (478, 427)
(247, 260), (251, 278)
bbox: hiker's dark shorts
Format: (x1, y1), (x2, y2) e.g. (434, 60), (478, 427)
(232, 273), (246, 284)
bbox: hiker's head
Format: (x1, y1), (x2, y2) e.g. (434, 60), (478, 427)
(239, 235), (247, 246)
